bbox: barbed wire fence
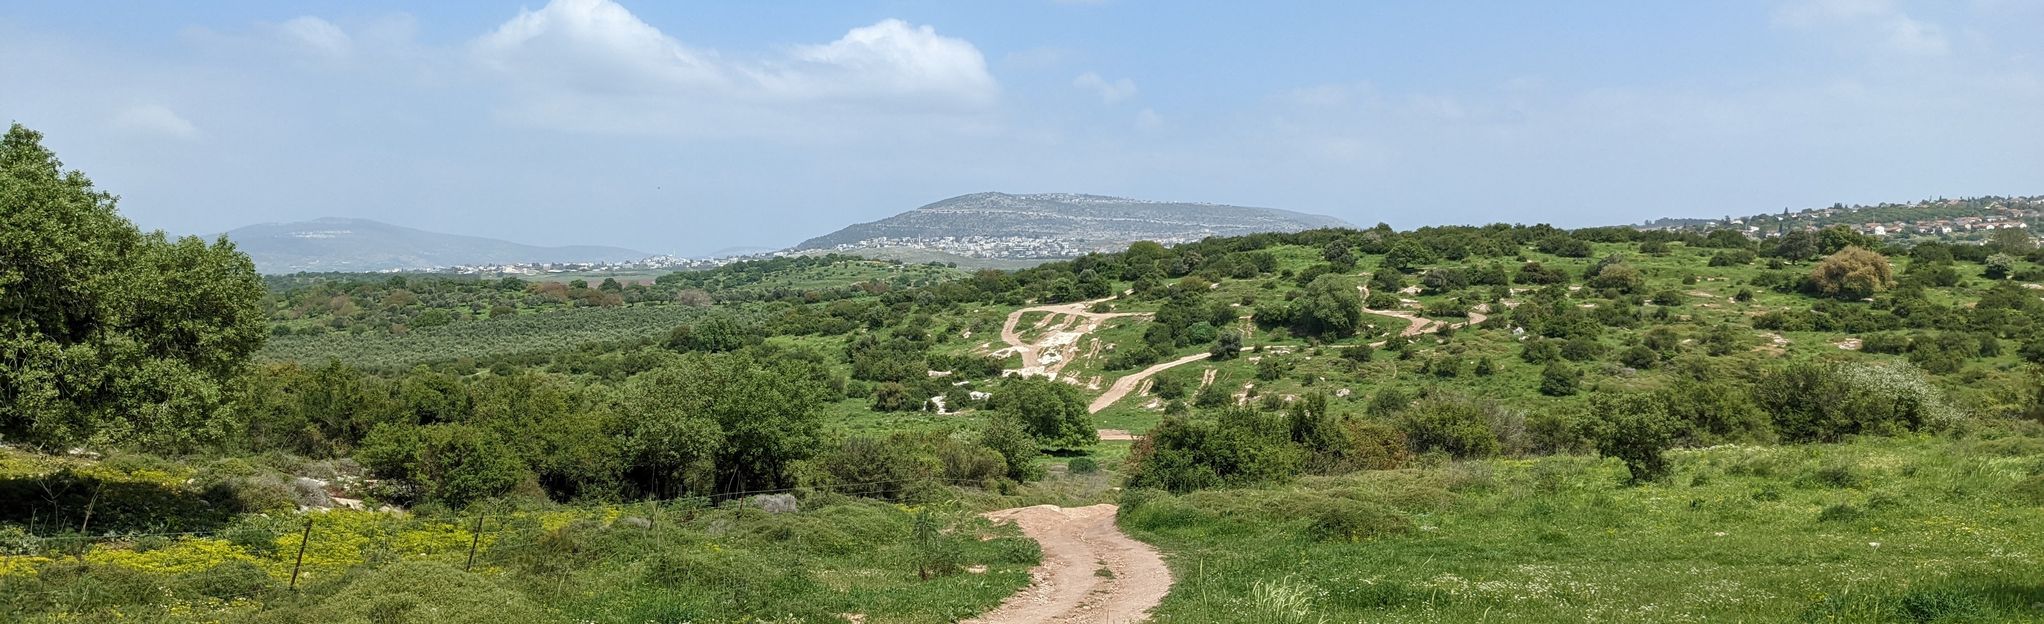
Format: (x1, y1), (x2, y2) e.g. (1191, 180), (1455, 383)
(0, 475), (1018, 612)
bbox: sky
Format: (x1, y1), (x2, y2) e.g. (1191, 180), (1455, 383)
(3, 0), (2041, 256)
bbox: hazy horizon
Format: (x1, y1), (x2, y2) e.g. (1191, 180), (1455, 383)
(5, 0), (2041, 256)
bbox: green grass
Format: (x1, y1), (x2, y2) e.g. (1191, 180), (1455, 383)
(0, 479), (1038, 624)
(1120, 430), (2044, 622)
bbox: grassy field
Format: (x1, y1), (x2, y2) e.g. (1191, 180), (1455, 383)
(1120, 429), (2044, 622)
(0, 449), (1038, 624)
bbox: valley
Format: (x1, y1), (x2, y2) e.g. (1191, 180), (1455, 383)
(7, 123), (2044, 622)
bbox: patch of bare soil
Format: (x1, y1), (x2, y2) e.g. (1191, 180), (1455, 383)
(963, 504), (1170, 624)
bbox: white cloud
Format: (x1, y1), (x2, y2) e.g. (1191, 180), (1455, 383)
(771, 19), (997, 103)
(473, 0), (726, 94)
(472, 0), (994, 106)
(275, 16), (352, 59)
(1774, 0), (1950, 58)
(109, 104), (200, 139)
(1134, 108), (1164, 131)
(1073, 71), (1138, 103)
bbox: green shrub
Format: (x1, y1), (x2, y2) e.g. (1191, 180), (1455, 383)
(0, 525), (43, 556)
(220, 515), (290, 557)
(1397, 395), (1500, 459)
(1816, 502), (1865, 523)
(1304, 499), (1413, 542)
(2011, 475), (2044, 505)
(1801, 463), (1867, 490)
(175, 560), (277, 601)
(1068, 457), (1099, 474)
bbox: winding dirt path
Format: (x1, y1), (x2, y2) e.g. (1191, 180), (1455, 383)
(1357, 275), (1487, 347)
(1080, 275), (1494, 414)
(965, 504), (1170, 624)
(1087, 351), (1215, 413)
(998, 298), (1147, 378)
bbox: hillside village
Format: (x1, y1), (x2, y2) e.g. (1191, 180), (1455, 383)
(1658, 196), (2042, 243)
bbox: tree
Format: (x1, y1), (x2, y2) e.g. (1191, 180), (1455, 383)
(358, 423), (531, 507)
(1807, 246), (1895, 300)
(1289, 274), (1363, 337)
(1987, 227), (2036, 255)
(1322, 242), (1357, 271)
(622, 352), (832, 494)
(979, 415), (1044, 481)
(1583, 393), (1678, 483)
(1817, 225), (1878, 255)
(1985, 253), (2017, 280)
(994, 377), (1095, 449)
(1210, 330), (1243, 360)
(1382, 240), (1436, 273)
(1772, 229), (1819, 260)
(870, 382), (919, 412)
(1, 123), (267, 451)
(665, 315), (755, 353)
(1586, 263), (1645, 294)
(1540, 362), (1581, 396)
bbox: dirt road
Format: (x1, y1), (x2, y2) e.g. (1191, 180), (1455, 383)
(1357, 276), (1488, 346)
(997, 298), (1147, 378)
(964, 504), (1171, 624)
(1086, 351), (1215, 413)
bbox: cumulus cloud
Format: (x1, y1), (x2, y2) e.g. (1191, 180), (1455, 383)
(109, 104), (200, 139)
(770, 19), (997, 103)
(1773, 0), (1950, 58)
(472, 0), (994, 107)
(1073, 71), (1138, 103)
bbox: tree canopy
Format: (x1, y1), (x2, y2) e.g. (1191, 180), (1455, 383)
(1, 123), (266, 451)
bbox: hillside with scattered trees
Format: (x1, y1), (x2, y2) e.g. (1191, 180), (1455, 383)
(6, 122), (2044, 622)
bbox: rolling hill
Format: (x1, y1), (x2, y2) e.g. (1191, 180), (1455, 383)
(224, 218), (649, 274)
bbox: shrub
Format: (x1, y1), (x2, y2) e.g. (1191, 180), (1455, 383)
(1583, 393), (1679, 483)
(1709, 249), (1757, 266)
(1816, 502), (1865, 523)
(1397, 395), (1500, 459)
(991, 376), (1096, 449)
(1620, 345), (1659, 370)
(1753, 361), (1961, 442)
(175, 560), (276, 601)
(1303, 499), (1414, 542)
(357, 423), (532, 508)
(1540, 362), (1582, 397)
(1807, 246), (1895, 299)
(1068, 457), (1099, 475)
(1124, 410), (1302, 492)
(980, 416), (1044, 482)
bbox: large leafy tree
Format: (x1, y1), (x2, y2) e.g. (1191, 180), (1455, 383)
(1, 124), (266, 451)
(994, 376), (1096, 449)
(1289, 274), (1363, 338)
(1807, 246), (1895, 300)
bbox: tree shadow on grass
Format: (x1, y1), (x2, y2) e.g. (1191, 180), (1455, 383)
(0, 469), (242, 536)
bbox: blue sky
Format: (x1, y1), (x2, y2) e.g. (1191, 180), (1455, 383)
(4, 0), (2040, 255)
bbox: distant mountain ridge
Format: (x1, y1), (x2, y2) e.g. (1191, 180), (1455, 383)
(226, 218), (649, 274)
(795, 192), (1350, 258)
